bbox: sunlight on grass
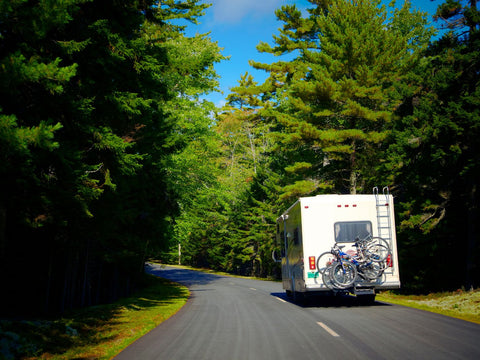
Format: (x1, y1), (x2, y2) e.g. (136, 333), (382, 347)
(377, 288), (480, 324)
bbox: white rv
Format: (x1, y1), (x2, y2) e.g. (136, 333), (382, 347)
(275, 187), (400, 303)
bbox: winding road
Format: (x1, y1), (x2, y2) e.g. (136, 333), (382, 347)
(115, 264), (480, 359)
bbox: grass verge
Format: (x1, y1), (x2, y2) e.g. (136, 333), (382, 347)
(0, 275), (189, 360)
(377, 288), (480, 324)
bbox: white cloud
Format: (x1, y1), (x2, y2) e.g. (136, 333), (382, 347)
(216, 99), (227, 108)
(209, 0), (285, 24)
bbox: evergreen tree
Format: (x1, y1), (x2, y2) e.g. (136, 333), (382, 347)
(173, 72), (282, 277)
(216, 73), (280, 276)
(0, 0), (223, 314)
(386, 0), (480, 290)
(251, 0), (434, 195)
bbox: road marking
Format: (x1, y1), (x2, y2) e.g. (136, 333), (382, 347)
(317, 322), (340, 337)
(275, 297), (287, 303)
(249, 287), (257, 291)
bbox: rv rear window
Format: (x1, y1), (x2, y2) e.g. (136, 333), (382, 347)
(334, 221), (372, 243)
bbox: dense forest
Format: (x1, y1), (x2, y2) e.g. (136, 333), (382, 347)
(1, 0), (478, 315)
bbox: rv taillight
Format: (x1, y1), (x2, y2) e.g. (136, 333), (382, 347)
(309, 256), (316, 270)
(387, 254), (393, 267)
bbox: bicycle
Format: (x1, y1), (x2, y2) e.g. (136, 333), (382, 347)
(317, 237), (389, 272)
(318, 244), (357, 290)
(354, 235), (390, 263)
(317, 237), (391, 289)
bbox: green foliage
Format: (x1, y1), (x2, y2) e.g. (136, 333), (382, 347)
(170, 71), (283, 276)
(250, 0), (434, 194)
(175, 0), (480, 293)
(2, 0), (479, 303)
(0, 0), (222, 315)
(382, 0), (480, 291)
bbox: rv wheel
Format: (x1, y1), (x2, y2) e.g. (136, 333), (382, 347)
(293, 291), (307, 305)
(357, 294), (376, 306)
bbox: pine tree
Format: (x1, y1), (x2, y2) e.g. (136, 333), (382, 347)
(251, 0), (434, 195)
(0, 0), (223, 314)
(215, 73), (280, 276)
(386, 0), (480, 290)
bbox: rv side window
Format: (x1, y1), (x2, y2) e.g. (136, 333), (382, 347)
(334, 221), (372, 243)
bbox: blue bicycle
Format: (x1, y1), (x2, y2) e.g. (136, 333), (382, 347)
(318, 244), (357, 290)
(317, 238), (389, 290)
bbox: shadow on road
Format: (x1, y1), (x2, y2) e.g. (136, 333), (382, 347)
(146, 264), (224, 287)
(271, 292), (392, 308)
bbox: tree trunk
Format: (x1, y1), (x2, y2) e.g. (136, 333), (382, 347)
(81, 244), (89, 308)
(466, 182), (478, 289)
(0, 205), (5, 260)
(349, 170), (357, 195)
(44, 250), (54, 314)
(349, 140), (357, 194)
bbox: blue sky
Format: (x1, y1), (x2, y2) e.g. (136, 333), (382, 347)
(184, 0), (442, 107)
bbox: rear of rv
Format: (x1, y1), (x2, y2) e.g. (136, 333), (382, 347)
(277, 192), (400, 299)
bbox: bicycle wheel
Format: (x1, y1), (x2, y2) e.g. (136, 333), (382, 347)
(366, 237), (390, 253)
(358, 261), (384, 281)
(364, 243), (389, 263)
(330, 260), (357, 289)
(322, 265), (337, 290)
(317, 252), (336, 274)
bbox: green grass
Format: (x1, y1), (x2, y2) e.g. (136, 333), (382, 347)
(0, 275), (189, 360)
(377, 288), (480, 324)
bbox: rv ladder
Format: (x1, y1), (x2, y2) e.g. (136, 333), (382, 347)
(374, 187), (394, 274)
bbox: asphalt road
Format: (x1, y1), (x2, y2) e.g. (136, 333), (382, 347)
(115, 264), (480, 360)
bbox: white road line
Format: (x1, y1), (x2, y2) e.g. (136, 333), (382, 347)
(249, 287), (257, 291)
(317, 322), (340, 337)
(275, 297), (287, 303)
